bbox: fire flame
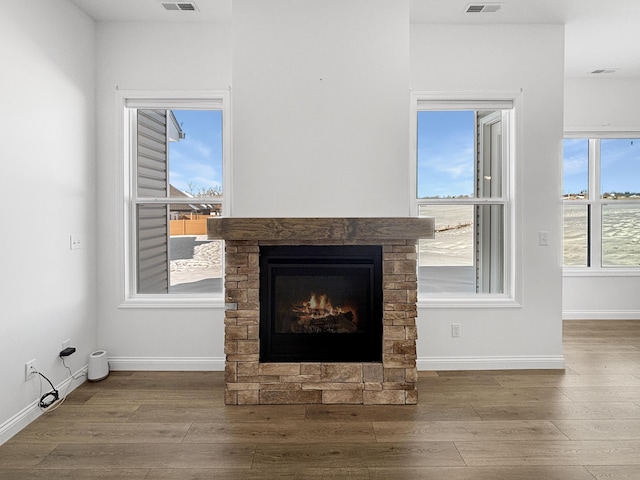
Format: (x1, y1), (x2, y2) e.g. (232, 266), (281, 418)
(293, 293), (357, 324)
(307, 294), (332, 314)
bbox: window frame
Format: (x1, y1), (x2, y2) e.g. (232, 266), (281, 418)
(563, 130), (640, 277)
(410, 92), (522, 308)
(117, 90), (231, 308)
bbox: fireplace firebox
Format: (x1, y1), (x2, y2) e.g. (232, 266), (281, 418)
(259, 245), (383, 363)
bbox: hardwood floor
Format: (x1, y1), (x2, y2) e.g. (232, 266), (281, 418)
(2, 320), (640, 479)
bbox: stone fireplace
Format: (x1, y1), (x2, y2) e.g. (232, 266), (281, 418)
(207, 217), (434, 405)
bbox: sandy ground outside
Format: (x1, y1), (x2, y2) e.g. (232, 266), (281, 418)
(170, 235), (222, 287)
(421, 204), (640, 267)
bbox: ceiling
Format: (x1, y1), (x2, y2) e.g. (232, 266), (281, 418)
(69, 0), (640, 78)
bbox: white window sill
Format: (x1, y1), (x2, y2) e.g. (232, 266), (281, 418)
(119, 294), (226, 309)
(418, 294), (522, 309)
(563, 268), (640, 277)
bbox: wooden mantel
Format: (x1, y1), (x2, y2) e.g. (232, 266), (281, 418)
(207, 217), (435, 242)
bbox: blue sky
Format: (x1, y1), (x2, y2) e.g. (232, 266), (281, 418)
(168, 110), (223, 196)
(417, 110), (475, 198)
(562, 138), (589, 195)
(563, 138), (640, 196)
(600, 139), (640, 195)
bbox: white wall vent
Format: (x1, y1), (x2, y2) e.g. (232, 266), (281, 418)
(590, 68), (619, 75)
(466, 3), (502, 13)
(161, 2), (199, 12)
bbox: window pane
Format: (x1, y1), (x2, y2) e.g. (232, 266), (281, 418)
(563, 139), (589, 199)
(137, 205), (224, 295)
(418, 204), (504, 293)
(602, 204), (640, 267)
(417, 110), (504, 200)
(600, 139), (640, 200)
(137, 109), (223, 200)
(563, 204), (589, 267)
(418, 205), (475, 293)
(417, 111), (475, 199)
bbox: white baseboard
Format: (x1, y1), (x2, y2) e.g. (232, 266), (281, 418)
(0, 366), (88, 446)
(111, 355), (568, 372)
(563, 310), (640, 320)
(107, 356), (225, 371)
(417, 355), (566, 371)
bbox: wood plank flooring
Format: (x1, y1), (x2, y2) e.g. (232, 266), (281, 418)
(1, 320), (640, 479)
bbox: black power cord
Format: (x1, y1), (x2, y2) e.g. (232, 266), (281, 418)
(37, 372), (59, 408)
(31, 348), (87, 412)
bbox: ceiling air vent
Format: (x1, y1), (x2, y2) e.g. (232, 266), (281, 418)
(161, 2), (199, 12)
(590, 68), (619, 75)
(466, 3), (502, 13)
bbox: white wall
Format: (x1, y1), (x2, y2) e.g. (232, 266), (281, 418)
(563, 78), (640, 319)
(94, 22), (232, 370)
(0, 0), (96, 443)
(411, 25), (566, 369)
(232, 0), (410, 217)
(94, 8), (565, 379)
(565, 78), (640, 130)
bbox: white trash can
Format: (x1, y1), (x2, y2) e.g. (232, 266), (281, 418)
(88, 350), (109, 381)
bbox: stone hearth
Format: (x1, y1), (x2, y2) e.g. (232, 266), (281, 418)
(207, 217), (434, 405)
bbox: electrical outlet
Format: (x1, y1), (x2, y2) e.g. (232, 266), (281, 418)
(451, 323), (461, 338)
(25, 360), (37, 380)
(62, 339), (70, 350)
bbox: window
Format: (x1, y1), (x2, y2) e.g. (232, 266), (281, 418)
(563, 136), (640, 269)
(411, 95), (516, 302)
(121, 93), (230, 305)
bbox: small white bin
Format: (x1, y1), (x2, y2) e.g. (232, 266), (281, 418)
(88, 350), (109, 381)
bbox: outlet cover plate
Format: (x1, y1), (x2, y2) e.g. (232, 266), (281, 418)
(25, 360), (36, 380)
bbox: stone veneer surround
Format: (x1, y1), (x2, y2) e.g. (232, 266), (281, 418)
(207, 218), (434, 405)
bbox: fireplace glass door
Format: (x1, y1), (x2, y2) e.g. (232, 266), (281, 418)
(260, 245), (383, 362)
